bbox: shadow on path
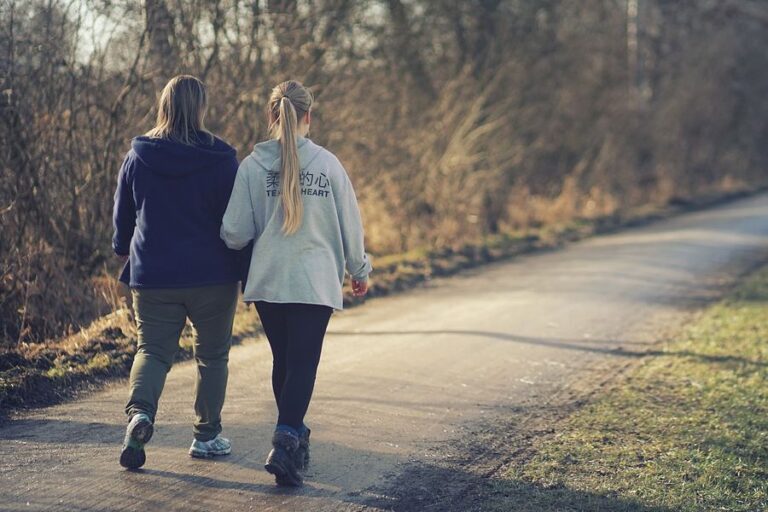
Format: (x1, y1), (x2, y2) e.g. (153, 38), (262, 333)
(361, 462), (673, 512)
(328, 330), (768, 368)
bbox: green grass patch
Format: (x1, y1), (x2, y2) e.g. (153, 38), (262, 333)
(504, 265), (768, 511)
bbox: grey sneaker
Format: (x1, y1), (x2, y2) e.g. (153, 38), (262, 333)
(119, 413), (153, 469)
(189, 435), (231, 458)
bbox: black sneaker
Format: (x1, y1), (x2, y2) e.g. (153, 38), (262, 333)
(119, 413), (153, 469)
(264, 430), (302, 486)
(295, 426), (311, 470)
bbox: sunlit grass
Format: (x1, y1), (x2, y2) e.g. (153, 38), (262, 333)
(504, 265), (768, 511)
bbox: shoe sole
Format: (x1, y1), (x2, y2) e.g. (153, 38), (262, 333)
(265, 451), (302, 487)
(119, 417), (153, 469)
(119, 446), (145, 469)
(189, 447), (231, 459)
(132, 419), (154, 444)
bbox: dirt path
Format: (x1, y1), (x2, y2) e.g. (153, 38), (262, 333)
(3, 194), (768, 512)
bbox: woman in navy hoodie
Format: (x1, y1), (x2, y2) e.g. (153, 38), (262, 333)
(113, 75), (243, 469)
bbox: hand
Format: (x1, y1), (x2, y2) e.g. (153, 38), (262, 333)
(352, 279), (368, 297)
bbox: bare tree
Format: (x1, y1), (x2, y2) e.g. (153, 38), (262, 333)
(145, 0), (177, 83)
(2, 0), (767, 345)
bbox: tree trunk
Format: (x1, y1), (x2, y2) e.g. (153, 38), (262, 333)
(386, 0), (436, 102)
(145, 0), (177, 85)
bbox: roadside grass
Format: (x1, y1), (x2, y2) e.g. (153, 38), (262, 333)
(0, 188), (759, 416)
(496, 264), (768, 511)
(0, 305), (264, 413)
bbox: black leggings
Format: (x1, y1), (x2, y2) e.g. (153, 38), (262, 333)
(254, 301), (333, 430)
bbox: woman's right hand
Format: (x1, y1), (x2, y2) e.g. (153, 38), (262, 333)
(352, 279), (368, 297)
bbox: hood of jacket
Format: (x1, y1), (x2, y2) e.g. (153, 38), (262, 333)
(131, 134), (237, 177)
(249, 136), (324, 171)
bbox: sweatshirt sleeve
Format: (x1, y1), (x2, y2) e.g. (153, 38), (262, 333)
(332, 159), (373, 282)
(112, 153), (136, 256)
(221, 159), (258, 250)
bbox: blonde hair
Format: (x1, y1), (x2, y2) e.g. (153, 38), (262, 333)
(268, 80), (314, 235)
(146, 75), (213, 146)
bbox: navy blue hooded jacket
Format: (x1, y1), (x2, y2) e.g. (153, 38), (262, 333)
(112, 134), (246, 288)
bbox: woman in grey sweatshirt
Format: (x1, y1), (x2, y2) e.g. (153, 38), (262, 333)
(220, 80), (372, 486)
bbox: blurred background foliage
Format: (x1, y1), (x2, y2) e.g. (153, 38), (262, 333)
(1, 0), (767, 345)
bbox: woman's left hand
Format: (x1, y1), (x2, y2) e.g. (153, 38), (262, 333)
(352, 279), (368, 297)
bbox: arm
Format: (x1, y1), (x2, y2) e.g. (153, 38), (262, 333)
(218, 153), (240, 218)
(333, 161), (373, 283)
(221, 160), (258, 250)
(112, 153), (136, 256)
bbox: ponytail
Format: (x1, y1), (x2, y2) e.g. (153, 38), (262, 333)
(277, 97), (303, 235)
(268, 80), (314, 235)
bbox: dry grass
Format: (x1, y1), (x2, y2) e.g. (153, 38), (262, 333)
(4, 1), (768, 346)
(0, 302), (262, 414)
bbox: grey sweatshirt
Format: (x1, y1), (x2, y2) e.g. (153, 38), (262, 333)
(220, 136), (372, 310)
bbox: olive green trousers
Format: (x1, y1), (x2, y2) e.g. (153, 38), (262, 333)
(125, 283), (239, 441)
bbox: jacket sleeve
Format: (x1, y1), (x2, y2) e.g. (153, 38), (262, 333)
(112, 153), (136, 256)
(221, 160), (258, 250)
(332, 159), (373, 282)
(218, 153), (240, 217)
